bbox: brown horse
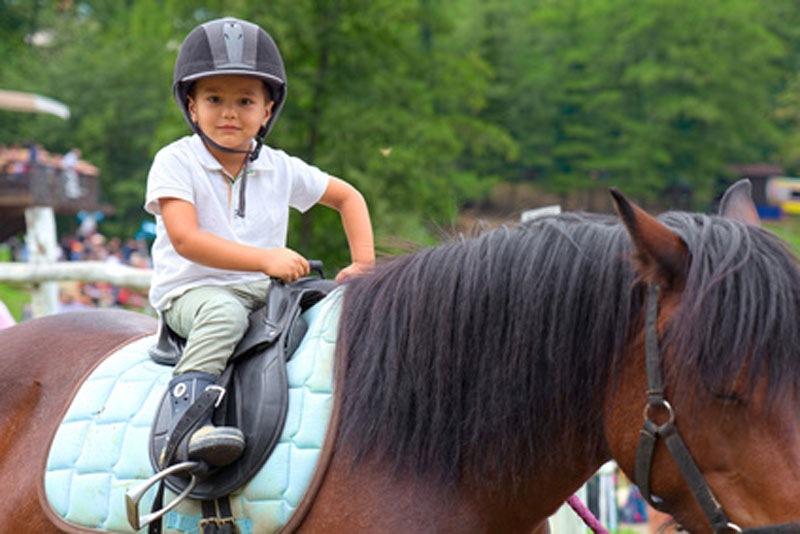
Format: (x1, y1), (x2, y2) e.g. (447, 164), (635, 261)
(2, 185), (800, 533)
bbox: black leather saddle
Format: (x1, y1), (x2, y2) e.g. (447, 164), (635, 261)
(147, 276), (337, 500)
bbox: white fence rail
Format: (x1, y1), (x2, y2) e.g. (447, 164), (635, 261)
(2, 206), (154, 317)
(0, 261), (152, 288)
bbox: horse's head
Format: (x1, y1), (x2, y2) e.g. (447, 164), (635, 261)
(606, 182), (800, 533)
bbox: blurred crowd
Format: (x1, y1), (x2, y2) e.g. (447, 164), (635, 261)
(0, 141), (99, 178)
(2, 229), (154, 318)
(0, 140), (154, 320)
(58, 232), (153, 314)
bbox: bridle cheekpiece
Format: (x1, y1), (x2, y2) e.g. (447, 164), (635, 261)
(634, 283), (800, 534)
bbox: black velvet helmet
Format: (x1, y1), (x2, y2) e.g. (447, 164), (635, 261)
(173, 17), (287, 154)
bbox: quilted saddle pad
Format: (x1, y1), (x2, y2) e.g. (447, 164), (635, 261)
(43, 288), (342, 534)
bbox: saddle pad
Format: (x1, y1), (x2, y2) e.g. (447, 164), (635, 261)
(44, 288), (343, 534)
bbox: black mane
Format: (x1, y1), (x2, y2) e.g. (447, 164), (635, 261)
(334, 211), (800, 489)
(660, 212), (800, 405)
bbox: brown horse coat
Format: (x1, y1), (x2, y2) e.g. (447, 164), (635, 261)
(1, 309), (155, 533)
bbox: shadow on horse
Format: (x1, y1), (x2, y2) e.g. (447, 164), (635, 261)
(2, 184), (799, 533)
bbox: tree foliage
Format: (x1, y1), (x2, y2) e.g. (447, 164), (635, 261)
(3, 0), (800, 267)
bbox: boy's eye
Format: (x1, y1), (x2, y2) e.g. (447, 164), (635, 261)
(239, 98), (254, 105)
(206, 96), (221, 103)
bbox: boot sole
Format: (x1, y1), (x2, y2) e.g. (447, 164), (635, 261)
(188, 426), (245, 467)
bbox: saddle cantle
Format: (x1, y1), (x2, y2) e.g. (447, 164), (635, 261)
(148, 277), (337, 500)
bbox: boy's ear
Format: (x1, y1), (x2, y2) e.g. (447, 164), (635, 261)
(263, 101), (274, 125)
(186, 95), (198, 123)
(610, 188), (689, 290)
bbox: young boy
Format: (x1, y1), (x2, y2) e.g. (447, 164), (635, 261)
(145, 17), (374, 468)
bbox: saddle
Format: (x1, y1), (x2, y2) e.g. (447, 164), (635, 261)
(147, 276), (336, 500)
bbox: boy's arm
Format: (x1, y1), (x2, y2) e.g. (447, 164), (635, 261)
(159, 197), (310, 282)
(317, 176), (375, 282)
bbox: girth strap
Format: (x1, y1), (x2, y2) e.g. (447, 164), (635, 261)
(200, 498), (238, 534)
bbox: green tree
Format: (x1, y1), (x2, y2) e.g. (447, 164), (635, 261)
(2, 0), (190, 235)
(1, 0), (508, 270)
(247, 0), (508, 264)
(6, 0), (800, 260)
(475, 0), (788, 205)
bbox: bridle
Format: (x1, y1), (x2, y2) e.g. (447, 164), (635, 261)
(634, 283), (800, 534)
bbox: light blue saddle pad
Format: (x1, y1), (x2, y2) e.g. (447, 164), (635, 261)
(44, 288), (342, 534)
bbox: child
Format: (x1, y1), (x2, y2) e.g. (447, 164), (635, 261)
(145, 17), (374, 468)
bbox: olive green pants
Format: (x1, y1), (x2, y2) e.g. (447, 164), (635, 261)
(163, 279), (272, 376)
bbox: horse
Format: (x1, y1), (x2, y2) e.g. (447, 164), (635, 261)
(2, 184), (799, 533)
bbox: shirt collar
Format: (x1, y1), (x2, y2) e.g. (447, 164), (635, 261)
(189, 134), (274, 173)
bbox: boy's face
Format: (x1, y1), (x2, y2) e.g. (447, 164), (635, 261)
(187, 75), (274, 153)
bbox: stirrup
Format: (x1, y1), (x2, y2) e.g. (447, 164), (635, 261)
(125, 461), (201, 530)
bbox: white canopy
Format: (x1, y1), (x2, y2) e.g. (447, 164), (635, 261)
(0, 89), (70, 119)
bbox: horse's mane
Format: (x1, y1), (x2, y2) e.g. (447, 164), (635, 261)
(335, 212), (638, 489)
(334, 210), (800, 489)
(660, 212), (800, 406)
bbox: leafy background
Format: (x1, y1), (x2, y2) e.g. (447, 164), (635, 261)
(4, 0), (800, 270)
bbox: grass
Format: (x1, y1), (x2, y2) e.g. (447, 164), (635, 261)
(764, 216), (800, 253)
(0, 282), (30, 322)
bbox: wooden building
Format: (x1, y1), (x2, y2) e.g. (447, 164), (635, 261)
(0, 162), (111, 242)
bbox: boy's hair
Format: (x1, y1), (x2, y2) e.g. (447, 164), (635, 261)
(186, 79), (275, 103)
(173, 17), (286, 160)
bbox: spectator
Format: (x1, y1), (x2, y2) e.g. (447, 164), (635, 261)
(6, 142), (27, 182)
(25, 139), (39, 164)
(62, 147), (83, 199)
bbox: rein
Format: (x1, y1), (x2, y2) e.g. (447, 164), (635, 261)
(567, 494), (609, 534)
(634, 283), (800, 534)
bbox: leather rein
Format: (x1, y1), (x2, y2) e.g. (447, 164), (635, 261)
(634, 284), (800, 534)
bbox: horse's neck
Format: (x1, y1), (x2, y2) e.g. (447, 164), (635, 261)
(300, 449), (606, 533)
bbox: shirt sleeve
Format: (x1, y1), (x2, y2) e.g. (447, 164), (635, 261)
(144, 147), (195, 216)
(285, 153), (329, 213)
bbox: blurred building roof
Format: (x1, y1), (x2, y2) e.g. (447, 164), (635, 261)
(729, 163), (784, 178)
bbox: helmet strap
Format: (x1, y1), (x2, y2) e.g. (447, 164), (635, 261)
(194, 123), (266, 162)
(193, 123), (264, 219)
(250, 125), (268, 162)
(195, 126), (250, 156)
(235, 157), (249, 218)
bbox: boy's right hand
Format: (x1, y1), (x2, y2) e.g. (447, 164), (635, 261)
(261, 247), (310, 283)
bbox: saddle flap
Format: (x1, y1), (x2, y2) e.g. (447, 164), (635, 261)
(148, 277), (337, 366)
(148, 277), (337, 499)
(150, 341), (289, 500)
(233, 278), (335, 359)
(232, 307), (282, 359)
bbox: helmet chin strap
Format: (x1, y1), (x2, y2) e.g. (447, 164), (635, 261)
(195, 124), (266, 162)
(195, 123), (268, 218)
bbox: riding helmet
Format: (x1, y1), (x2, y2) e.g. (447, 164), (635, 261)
(173, 17), (287, 155)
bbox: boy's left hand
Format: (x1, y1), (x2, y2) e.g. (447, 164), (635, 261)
(335, 261), (373, 283)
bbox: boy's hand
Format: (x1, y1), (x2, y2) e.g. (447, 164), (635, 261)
(262, 248), (310, 283)
(335, 261), (373, 283)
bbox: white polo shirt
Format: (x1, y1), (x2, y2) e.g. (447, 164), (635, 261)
(144, 134), (328, 311)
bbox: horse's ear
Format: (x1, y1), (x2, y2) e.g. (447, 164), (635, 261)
(718, 179), (760, 226)
(610, 188), (689, 289)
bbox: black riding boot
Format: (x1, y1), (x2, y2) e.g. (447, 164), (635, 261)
(162, 371), (245, 468)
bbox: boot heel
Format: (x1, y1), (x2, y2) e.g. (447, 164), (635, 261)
(188, 425), (246, 466)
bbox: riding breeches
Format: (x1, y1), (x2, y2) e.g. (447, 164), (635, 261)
(162, 279), (272, 376)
